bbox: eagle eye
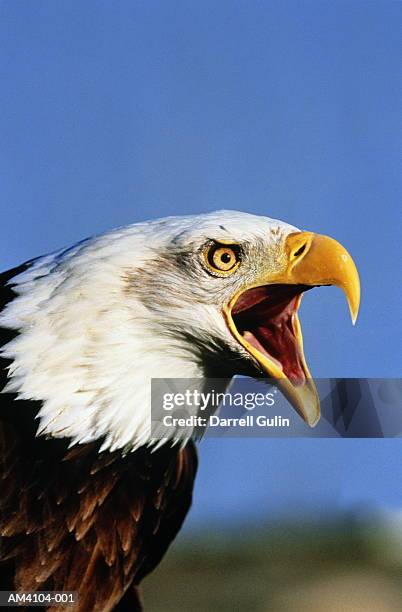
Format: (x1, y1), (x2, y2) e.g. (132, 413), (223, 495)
(204, 243), (241, 276)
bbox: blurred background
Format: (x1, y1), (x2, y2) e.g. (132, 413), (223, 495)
(1, 1), (401, 609)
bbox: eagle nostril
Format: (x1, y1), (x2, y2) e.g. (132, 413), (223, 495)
(293, 243), (307, 258)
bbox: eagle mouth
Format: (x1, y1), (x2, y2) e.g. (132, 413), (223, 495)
(222, 231), (360, 427)
(230, 284), (312, 386)
(223, 282), (321, 427)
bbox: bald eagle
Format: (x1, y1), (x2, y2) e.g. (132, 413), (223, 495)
(0, 211), (359, 610)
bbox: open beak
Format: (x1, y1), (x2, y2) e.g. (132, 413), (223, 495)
(223, 232), (360, 427)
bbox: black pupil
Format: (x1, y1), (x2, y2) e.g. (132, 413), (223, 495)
(221, 252), (232, 264)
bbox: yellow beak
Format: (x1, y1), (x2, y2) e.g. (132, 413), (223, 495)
(224, 232), (360, 427)
(282, 232), (360, 325)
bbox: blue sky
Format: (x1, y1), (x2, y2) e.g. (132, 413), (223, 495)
(0, 1), (401, 529)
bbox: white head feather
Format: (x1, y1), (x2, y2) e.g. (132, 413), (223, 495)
(0, 210), (298, 451)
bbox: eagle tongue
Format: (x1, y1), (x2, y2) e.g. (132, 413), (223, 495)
(250, 312), (306, 385)
(235, 290), (307, 385)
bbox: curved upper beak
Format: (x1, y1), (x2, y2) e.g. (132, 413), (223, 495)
(282, 232), (360, 325)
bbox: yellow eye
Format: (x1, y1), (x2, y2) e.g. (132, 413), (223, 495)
(205, 243), (241, 275)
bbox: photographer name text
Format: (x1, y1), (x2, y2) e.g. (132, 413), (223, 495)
(162, 414), (290, 428)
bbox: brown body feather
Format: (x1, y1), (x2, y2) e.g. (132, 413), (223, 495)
(0, 264), (198, 611)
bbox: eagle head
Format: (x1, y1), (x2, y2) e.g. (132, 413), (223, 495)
(0, 210), (360, 451)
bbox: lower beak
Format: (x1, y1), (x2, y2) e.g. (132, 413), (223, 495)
(224, 232), (360, 427)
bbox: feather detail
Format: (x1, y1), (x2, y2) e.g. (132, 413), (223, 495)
(0, 240), (202, 609)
